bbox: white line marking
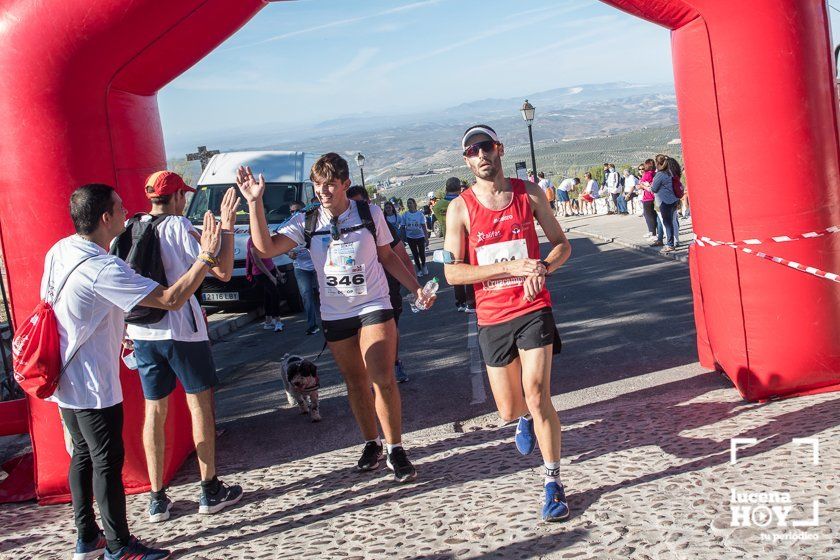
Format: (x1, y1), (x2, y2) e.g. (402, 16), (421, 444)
(467, 315), (486, 405)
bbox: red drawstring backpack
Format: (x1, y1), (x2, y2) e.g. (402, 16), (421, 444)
(12, 256), (94, 399)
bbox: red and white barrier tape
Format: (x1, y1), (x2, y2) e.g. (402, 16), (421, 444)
(695, 225), (840, 248)
(694, 226), (840, 283)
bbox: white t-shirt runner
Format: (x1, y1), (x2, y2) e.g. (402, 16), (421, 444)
(41, 235), (158, 409)
(277, 201), (394, 321)
(126, 215), (208, 343)
(402, 210), (426, 239)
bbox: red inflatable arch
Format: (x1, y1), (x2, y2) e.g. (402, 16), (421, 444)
(0, 0), (838, 503)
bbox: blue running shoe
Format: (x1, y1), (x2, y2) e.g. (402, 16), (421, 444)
(199, 479), (244, 514)
(514, 416), (536, 455)
(148, 494), (172, 523)
(73, 531), (106, 560)
(104, 536), (170, 560)
(542, 482), (570, 522)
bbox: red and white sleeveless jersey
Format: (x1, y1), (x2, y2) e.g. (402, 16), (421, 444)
(461, 178), (552, 326)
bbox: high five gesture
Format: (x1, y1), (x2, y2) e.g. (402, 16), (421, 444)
(235, 165), (265, 203)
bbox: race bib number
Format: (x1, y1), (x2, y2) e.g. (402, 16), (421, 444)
(321, 240), (368, 297)
(475, 238), (529, 291)
(323, 264), (368, 297)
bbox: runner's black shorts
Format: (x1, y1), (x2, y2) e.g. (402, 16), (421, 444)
(477, 307), (561, 367)
(322, 309), (395, 342)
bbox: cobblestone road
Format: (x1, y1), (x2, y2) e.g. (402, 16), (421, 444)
(2, 374), (836, 559)
(1, 228), (836, 559)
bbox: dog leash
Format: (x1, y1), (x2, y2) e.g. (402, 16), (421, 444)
(312, 340), (328, 364)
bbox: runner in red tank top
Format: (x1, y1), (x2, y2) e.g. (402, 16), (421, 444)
(443, 125), (572, 522)
(461, 178), (552, 326)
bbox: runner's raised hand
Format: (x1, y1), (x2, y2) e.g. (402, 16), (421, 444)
(235, 165), (265, 203)
(219, 187), (241, 230)
(200, 211), (222, 256)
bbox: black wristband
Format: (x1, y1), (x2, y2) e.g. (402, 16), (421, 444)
(539, 259), (550, 275)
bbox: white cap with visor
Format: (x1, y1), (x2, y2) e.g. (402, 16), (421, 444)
(461, 124), (500, 150)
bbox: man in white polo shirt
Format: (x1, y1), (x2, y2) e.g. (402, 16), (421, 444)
(239, 153), (435, 483)
(45, 183), (221, 560)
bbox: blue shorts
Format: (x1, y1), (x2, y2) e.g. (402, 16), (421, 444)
(134, 339), (218, 400)
(557, 190), (571, 202)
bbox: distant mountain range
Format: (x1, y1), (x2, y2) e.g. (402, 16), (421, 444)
(168, 81), (677, 181)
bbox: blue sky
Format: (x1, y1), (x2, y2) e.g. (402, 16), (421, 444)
(159, 0), (840, 144)
(159, 0), (677, 142)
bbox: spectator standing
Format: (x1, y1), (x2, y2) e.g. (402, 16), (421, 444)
(48, 183), (223, 560)
(622, 168), (639, 215)
(638, 160), (659, 240)
(288, 201), (320, 335)
(422, 199), (435, 236)
(348, 186), (416, 382)
(580, 172), (598, 215)
(433, 177), (475, 313)
(247, 238), (284, 332)
(605, 164), (622, 214)
(667, 157), (683, 246)
(537, 172), (556, 213)
(679, 172), (690, 219)
(651, 154), (680, 253)
(402, 198), (429, 276)
(556, 177), (578, 217)
(384, 201), (403, 240)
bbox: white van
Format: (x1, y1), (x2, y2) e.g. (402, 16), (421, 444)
(185, 151), (318, 310)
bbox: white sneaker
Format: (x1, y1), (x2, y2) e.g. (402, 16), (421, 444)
(422, 265), (429, 276)
(274, 321), (285, 332)
(262, 320), (275, 330)
(309, 407), (322, 423)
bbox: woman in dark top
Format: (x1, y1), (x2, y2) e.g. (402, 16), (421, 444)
(651, 154), (680, 253)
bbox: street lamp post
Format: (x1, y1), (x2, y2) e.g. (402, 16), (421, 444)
(520, 100), (537, 180)
(355, 152), (366, 189)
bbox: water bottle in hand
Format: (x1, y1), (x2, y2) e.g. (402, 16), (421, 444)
(410, 277), (439, 313)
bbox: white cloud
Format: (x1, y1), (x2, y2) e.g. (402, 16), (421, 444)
(369, 2), (590, 77)
(323, 47), (381, 84)
(225, 0), (449, 51)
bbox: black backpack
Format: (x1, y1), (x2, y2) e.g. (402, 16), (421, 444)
(110, 213), (169, 324)
(303, 201), (377, 249)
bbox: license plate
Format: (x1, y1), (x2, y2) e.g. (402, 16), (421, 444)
(203, 292), (239, 302)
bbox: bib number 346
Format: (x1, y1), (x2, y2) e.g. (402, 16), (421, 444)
(323, 264), (368, 297)
(325, 274), (365, 287)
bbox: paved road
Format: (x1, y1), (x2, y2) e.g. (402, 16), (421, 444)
(1, 231), (836, 559)
(207, 231), (699, 461)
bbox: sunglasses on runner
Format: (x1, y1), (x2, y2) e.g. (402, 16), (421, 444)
(329, 216), (340, 241)
(463, 140), (499, 158)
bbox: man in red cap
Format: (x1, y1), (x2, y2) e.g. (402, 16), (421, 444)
(124, 171), (244, 522)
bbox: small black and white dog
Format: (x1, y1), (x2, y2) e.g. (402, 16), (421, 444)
(281, 354), (321, 422)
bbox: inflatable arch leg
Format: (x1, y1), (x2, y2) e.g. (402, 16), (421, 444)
(0, 0), (267, 503)
(0, 0), (837, 503)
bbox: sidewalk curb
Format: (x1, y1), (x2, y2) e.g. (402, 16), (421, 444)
(567, 227), (689, 264)
(208, 308), (261, 342)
